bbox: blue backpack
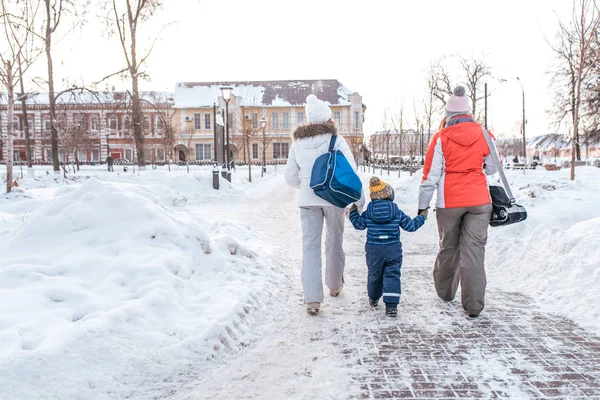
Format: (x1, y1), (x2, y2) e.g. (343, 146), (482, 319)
(310, 135), (362, 208)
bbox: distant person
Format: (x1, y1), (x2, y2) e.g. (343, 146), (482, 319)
(106, 156), (114, 172)
(284, 94), (365, 315)
(513, 155), (519, 164)
(418, 86), (499, 318)
(349, 177), (426, 317)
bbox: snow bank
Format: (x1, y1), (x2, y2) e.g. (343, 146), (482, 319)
(487, 167), (600, 333)
(0, 178), (275, 399)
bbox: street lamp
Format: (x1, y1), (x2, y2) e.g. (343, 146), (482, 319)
(517, 77), (526, 162)
(220, 84), (233, 182)
(259, 118), (267, 177)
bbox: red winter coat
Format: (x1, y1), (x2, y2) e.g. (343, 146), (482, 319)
(418, 115), (500, 209)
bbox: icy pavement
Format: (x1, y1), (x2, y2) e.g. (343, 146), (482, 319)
(350, 252), (600, 399)
(175, 174), (600, 400)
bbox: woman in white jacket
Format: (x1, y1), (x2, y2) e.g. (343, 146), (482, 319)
(285, 95), (365, 314)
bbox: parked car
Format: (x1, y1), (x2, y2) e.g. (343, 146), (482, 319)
(113, 158), (132, 165)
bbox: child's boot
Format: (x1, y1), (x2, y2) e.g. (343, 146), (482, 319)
(385, 304), (397, 318)
(369, 298), (379, 307)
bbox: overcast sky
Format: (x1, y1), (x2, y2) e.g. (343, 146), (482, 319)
(24, 0), (572, 139)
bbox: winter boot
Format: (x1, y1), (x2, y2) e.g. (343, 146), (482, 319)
(385, 305), (397, 318)
(369, 298), (379, 307)
(329, 288), (342, 297)
(307, 302), (320, 315)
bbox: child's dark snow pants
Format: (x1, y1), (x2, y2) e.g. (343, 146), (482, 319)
(366, 242), (403, 306)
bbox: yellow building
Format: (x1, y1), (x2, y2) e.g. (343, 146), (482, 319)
(172, 80), (365, 165)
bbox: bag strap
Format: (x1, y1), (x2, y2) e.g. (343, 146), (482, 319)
(328, 134), (337, 153)
(481, 127), (515, 202)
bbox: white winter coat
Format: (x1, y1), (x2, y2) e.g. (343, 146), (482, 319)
(284, 129), (365, 208)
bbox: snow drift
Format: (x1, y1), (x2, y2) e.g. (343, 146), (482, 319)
(0, 178), (273, 399)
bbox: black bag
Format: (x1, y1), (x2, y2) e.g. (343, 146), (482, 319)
(489, 185), (527, 227)
(482, 128), (528, 227)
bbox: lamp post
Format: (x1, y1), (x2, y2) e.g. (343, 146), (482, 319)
(220, 84), (233, 182)
(517, 77), (526, 162)
(259, 118), (267, 177)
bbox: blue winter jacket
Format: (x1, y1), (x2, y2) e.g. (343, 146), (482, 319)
(349, 200), (425, 245)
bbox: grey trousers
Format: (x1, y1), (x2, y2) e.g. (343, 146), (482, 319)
(434, 204), (492, 315)
(299, 206), (346, 303)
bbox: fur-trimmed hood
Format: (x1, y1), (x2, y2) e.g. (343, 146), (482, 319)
(293, 120), (337, 140)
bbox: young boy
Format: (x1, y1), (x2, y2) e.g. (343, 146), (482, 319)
(349, 177), (428, 317)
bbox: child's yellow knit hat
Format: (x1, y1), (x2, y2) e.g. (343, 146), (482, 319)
(369, 176), (394, 200)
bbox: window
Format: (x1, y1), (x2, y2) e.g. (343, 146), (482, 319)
(13, 150), (20, 161)
(57, 117), (66, 130)
(252, 113), (258, 129)
(354, 111), (360, 130)
(109, 116), (117, 130)
(43, 117), (51, 130)
(194, 113), (201, 130)
(252, 143), (259, 160)
(77, 151), (87, 162)
(155, 117), (164, 133)
(13, 117), (20, 132)
(334, 111), (341, 127)
(273, 142), (289, 159)
(125, 149), (133, 161)
(272, 112), (279, 129)
(195, 144), (212, 161)
(26, 116), (34, 130)
(204, 114), (211, 130)
(157, 148), (165, 161)
(283, 112), (290, 130)
(123, 116), (131, 130)
(90, 117), (99, 131)
(297, 111), (304, 125)
(92, 150), (100, 162)
(143, 116), (150, 133)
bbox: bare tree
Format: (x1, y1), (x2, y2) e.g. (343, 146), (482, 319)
(460, 56), (492, 122)
(428, 57), (455, 109)
(0, 0), (38, 192)
(36, 0), (86, 174)
(17, 53), (33, 171)
(103, 0), (166, 170)
(381, 108), (395, 176)
(406, 101), (424, 177)
(549, 0), (600, 180)
(391, 104), (405, 177)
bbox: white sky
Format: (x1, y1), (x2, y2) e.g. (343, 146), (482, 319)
(23, 0), (573, 139)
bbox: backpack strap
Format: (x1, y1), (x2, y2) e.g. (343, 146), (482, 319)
(481, 127), (515, 202)
(328, 135), (337, 153)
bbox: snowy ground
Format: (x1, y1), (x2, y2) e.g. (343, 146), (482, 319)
(1, 164), (599, 399)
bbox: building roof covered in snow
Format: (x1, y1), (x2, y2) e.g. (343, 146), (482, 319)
(173, 80), (357, 109)
(0, 91), (174, 108)
(526, 133), (600, 151)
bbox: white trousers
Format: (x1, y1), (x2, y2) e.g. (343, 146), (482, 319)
(299, 206), (346, 303)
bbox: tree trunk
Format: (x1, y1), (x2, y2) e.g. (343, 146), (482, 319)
(262, 136), (266, 178)
(18, 55), (33, 170)
(129, 14), (145, 170)
(45, 1), (60, 173)
(248, 139), (252, 183)
(5, 62), (15, 193)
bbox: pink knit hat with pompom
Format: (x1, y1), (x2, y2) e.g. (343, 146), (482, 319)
(445, 86), (469, 116)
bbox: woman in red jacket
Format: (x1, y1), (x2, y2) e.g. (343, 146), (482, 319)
(418, 86), (499, 318)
